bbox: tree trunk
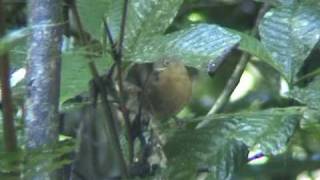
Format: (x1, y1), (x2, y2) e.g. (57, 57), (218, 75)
(25, 0), (63, 179)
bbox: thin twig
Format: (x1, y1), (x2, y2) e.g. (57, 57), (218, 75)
(103, 19), (117, 58)
(89, 62), (128, 177)
(0, 0), (18, 153)
(115, 0), (128, 103)
(0, 55), (17, 152)
(69, 1), (87, 44)
(197, 4), (270, 128)
(73, 2), (132, 171)
(294, 68), (320, 85)
(206, 53), (251, 115)
(115, 0), (129, 101)
(103, 0), (134, 163)
(113, 0), (135, 163)
(118, 0), (129, 59)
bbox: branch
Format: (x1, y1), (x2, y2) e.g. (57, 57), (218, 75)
(197, 4), (270, 128)
(88, 62), (128, 177)
(0, 0), (18, 153)
(103, 0), (134, 163)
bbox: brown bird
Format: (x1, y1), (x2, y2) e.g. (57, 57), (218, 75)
(143, 59), (192, 120)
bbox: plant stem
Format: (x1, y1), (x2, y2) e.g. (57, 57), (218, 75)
(197, 4), (270, 129)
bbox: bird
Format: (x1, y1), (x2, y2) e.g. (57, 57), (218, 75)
(143, 58), (192, 120)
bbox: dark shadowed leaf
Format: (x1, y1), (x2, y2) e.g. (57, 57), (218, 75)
(289, 76), (320, 110)
(128, 24), (241, 70)
(259, 5), (320, 83)
(107, 0), (184, 52)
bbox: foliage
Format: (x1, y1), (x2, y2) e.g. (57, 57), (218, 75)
(0, 28), (30, 57)
(259, 4), (320, 83)
(164, 108), (300, 179)
(290, 76), (320, 109)
(60, 49), (112, 102)
(0, 139), (75, 179)
(2, 0), (320, 179)
(129, 24), (240, 70)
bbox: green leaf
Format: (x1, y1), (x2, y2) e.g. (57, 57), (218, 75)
(0, 140), (75, 178)
(165, 128), (247, 180)
(229, 30), (273, 62)
(230, 108), (300, 154)
(0, 28), (30, 57)
(60, 49), (112, 102)
(128, 24), (241, 70)
(107, 0), (184, 53)
(200, 107), (301, 155)
(300, 109), (320, 135)
(259, 5), (320, 83)
(164, 108), (300, 179)
(289, 76), (320, 109)
(77, 0), (111, 40)
(24, 140), (75, 178)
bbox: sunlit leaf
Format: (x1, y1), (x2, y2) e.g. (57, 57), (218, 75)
(128, 24), (241, 70)
(259, 5), (320, 83)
